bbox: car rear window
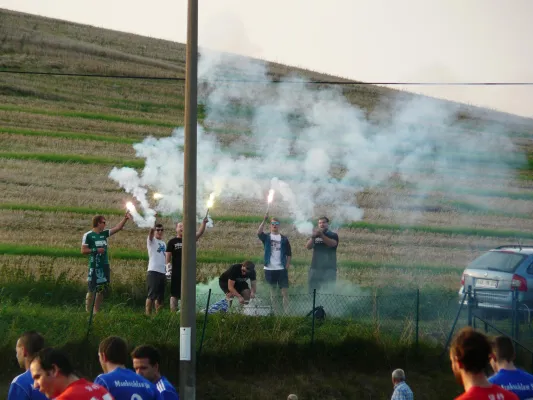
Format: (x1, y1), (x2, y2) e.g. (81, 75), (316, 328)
(468, 251), (526, 273)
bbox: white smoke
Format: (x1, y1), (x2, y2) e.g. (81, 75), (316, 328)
(108, 49), (525, 232)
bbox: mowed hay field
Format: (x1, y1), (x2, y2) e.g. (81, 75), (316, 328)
(2, 7), (533, 296)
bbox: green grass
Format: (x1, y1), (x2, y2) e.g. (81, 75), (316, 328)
(0, 297), (461, 399)
(0, 203), (124, 216)
(0, 152), (144, 168)
(0, 243), (462, 273)
(0, 104), (180, 128)
(0, 126), (141, 144)
(346, 221), (533, 239)
(1, 204), (531, 241)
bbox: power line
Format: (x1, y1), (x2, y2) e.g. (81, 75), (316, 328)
(1, 69), (533, 86)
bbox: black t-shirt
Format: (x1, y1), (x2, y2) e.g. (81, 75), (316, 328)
(310, 230), (339, 270)
(166, 237), (182, 274)
(219, 264), (257, 283)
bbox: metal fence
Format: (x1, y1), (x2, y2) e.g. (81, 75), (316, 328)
(442, 285), (533, 371)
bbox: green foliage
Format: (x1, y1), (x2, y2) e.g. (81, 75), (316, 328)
(0, 243), (462, 272)
(0, 152), (144, 168)
(0, 126), (140, 144)
(0, 104), (180, 128)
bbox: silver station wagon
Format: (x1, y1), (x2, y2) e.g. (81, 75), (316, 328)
(459, 245), (533, 313)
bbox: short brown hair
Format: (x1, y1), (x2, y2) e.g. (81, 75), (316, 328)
(131, 345), (161, 366)
(318, 216), (329, 223)
(92, 215), (105, 228)
(242, 261), (255, 271)
(33, 348), (74, 376)
(99, 336), (128, 365)
(450, 327), (491, 374)
(492, 335), (515, 363)
(19, 331), (45, 358)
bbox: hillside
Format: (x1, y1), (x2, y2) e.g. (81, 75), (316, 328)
(2, 6), (533, 290)
(3, 7), (533, 399)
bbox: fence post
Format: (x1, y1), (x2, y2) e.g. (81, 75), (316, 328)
(85, 286), (98, 341)
(467, 285), (474, 327)
(513, 289), (520, 341)
(311, 289), (316, 348)
(441, 290), (468, 360)
(415, 288), (420, 353)
(198, 289), (212, 358)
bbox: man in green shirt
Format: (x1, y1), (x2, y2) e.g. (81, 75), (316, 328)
(81, 213), (131, 313)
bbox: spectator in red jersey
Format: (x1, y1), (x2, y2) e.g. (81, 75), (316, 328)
(450, 327), (518, 400)
(30, 348), (113, 400)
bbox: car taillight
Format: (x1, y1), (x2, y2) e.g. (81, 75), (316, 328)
(461, 272), (467, 286)
(511, 274), (527, 292)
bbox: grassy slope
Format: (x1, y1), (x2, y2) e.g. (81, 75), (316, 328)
(2, 7), (533, 398)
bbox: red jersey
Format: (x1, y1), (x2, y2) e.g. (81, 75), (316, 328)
(55, 379), (114, 400)
(455, 384), (519, 400)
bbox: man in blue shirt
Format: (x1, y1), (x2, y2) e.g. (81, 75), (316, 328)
(489, 335), (533, 400)
(390, 368), (414, 400)
(8, 331), (48, 400)
(131, 345), (179, 400)
(95, 336), (161, 400)
(257, 215), (292, 312)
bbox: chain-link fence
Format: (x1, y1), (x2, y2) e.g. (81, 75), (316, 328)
(441, 286), (533, 371)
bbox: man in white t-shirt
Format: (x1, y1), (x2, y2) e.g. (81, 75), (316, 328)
(146, 223), (167, 315)
(257, 215), (292, 313)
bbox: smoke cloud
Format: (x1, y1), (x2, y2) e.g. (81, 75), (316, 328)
(109, 50), (525, 232)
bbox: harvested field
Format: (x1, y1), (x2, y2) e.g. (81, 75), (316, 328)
(1, 7), (533, 294)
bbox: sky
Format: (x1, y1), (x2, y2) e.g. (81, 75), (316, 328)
(1, 0), (532, 118)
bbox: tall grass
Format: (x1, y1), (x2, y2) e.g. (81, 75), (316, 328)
(0, 243), (462, 272)
(1, 204), (531, 239)
(0, 104), (180, 128)
(0, 126), (139, 144)
(0, 152), (144, 168)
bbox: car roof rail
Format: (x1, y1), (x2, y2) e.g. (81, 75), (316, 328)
(495, 244), (533, 250)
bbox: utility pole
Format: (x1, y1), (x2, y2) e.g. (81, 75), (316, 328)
(180, 0), (198, 398)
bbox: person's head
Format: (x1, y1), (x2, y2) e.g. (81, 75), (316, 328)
(490, 335), (516, 372)
(318, 216), (329, 231)
(131, 345), (162, 383)
(16, 331), (45, 369)
(391, 369), (406, 385)
(287, 395), (298, 400)
(98, 336), (128, 372)
(154, 223), (164, 240)
(176, 222), (184, 237)
(241, 261), (255, 276)
(92, 215), (107, 231)
(270, 217), (280, 234)
(450, 327), (492, 386)
(30, 348), (75, 399)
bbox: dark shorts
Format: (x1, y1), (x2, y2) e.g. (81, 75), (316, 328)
(265, 269), (289, 289)
(170, 272), (181, 299)
(147, 271), (166, 302)
(219, 279), (250, 295)
(88, 265), (110, 293)
(308, 268), (337, 293)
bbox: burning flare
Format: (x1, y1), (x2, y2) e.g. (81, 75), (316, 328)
(267, 189), (275, 204)
(206, 192), (216, 208)
(205, 192), (216, 219)
(153, 192), (164, 200)
(126, 201), (136, 213)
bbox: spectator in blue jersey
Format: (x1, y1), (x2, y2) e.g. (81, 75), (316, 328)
(489, 335), (533, 400)
(95, 336), (161, 400)
(257, 215), (292, 312)
(8, 331), (48, 400)
(132, 345), (179, 400)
